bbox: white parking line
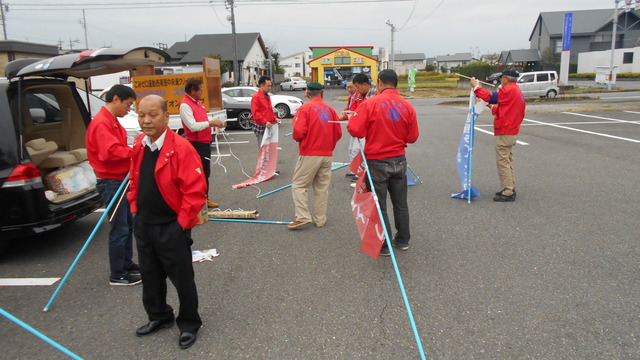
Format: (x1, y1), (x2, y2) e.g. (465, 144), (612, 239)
(521, 121), (631, 126)
(524, 117), (640, 143)
(600, 95), (640, 100)
(474, 127), (529, 145)
(214, 141), (250, 145)
(625, 110), (640, 115)
(562, 112), (640, 125)
(0, 278), (60, 286)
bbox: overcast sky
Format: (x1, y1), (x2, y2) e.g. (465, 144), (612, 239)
(7, 0), (615, 58)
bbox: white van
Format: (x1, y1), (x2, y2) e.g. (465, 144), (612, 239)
(517, 71), (559, 98)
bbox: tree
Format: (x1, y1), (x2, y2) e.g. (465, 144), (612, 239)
(207, 53), (231, 74)
(540, 47), (560, 71)
(271, 52), (285, 75)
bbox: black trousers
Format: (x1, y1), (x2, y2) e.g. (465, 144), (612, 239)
(134, 218), (202, 333)
(190, 140), (211, 197)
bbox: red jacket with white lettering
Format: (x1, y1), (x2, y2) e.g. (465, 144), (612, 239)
(86, 106), (131, 180)
(127, 130), (206, 230)
(180, 95), (211, 144)
(292, 97), (342, 156)
(473, 82), (526, 135)
(251, 90), (277, 126)
(347, 88), (419, 160)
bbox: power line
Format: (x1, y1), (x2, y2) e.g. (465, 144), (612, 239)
(400, 0), (448, 31)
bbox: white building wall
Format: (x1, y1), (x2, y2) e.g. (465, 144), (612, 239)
(280, 52), (312, 78)
(243, 41), (268, 85)
(578, 46), (640, 73)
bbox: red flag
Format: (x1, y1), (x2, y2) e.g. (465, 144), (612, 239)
(232, 125), (279, 189)
(349, 153), (385, 259)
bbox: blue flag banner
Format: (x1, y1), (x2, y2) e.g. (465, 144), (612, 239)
(451, 90), (486, 200)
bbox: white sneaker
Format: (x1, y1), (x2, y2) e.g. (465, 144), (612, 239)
(350, 183), (356, 188)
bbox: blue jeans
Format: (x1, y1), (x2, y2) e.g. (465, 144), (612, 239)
(366, 155), (410, 245)
(97, 178), (134, 279)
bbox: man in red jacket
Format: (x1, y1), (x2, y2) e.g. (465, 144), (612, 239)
(179, 77), (225, 208)
(250, 76), (280, 147)
(470, 67), (526, 202)
(127, 95), (206, 350)
(288, 82), (342, 229)
(86, 84), (141, 286)
(348, 69), (419, 256)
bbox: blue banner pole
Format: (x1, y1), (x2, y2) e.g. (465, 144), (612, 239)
(357, 143), (426, 360)
(44, 174), (130, 312)
(1, 308), (84, 359)
(467, 97), (476, 203)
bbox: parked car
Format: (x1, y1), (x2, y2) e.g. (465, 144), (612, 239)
(280, 77), (307, 91)
(486, 72), (503, 85)
(0, 47), (168, 248)
(222, 93), (253, 130)
(517, 70), (559, 98)
(221, 86), (303, 119)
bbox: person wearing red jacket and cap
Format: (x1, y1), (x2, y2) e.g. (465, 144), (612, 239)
(347, 69), (419, 257)
(128, 95), (206, 350)
(470, 67), (526, 202)
(288, 81), (342, 229)
(86, 84), (141, 286)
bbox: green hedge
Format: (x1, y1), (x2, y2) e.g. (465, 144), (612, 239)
(569, 72), (640, 79)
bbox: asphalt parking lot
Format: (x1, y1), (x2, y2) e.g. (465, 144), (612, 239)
(1, 89), (639, 359)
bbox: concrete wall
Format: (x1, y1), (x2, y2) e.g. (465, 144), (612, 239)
(578, 46), (640, 73)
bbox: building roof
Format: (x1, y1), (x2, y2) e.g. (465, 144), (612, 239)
(169, 33), (267, 64)
(435, 53), (473, 62)
(0, 40), (59, 56)
(394, 53), (426, 61)
(506, 49), (540, 62)
(529, 9), (640, 40)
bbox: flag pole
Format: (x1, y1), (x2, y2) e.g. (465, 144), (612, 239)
(44, 174), (130, 312)
(357, 142), (426, 360)
(467, 96), (476, 203)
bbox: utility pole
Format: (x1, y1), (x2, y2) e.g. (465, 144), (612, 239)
(385, 20), (396, 71)
(226, 0), (240, 85)
(0, 0), (8, 40)
(68, 38), (80, 51)
(80, 9), (88, 49)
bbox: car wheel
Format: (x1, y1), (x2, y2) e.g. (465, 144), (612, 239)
(275, 103), (290, 119)
(546, 89), (557, 98)
(289, 85), (294, 91)
(280, 85), (284, 91)
(237, 111), (254, 130)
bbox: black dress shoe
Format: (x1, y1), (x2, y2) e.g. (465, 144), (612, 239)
(179, 331), (197, 349)
(135, 319), (174, 337)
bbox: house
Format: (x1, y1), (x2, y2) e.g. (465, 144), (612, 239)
(0, 40), (59, 76)
(280, 51), (312, 78)
(498, 49), (541, 72)
(307, 46), (378, 86)
(168, 33), (269, 85)
(433, 53), (476, 73)
(380, 51), (426, 74)
(529, 9), (640, 64)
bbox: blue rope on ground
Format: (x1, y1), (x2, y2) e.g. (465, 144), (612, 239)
(407, 165), (423, 184)
(358, 143), (427, 360)
(256, 163), (350, 199)
(44, 174), (130, 312)
(1, 308), (84, 359)
(208, 218), (292, 225)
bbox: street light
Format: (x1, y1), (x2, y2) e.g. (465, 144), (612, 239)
(608, 0), (640, 90)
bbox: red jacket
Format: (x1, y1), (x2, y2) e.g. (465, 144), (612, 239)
(180, 95), (211, 144)
(292, 97), (342, 156)
(127, 130), (207, 230)
(347, 88), (419, 160)
(251, 90), (277, 126)
(86, 106), (131, 180)
(474, 82), (525, 135)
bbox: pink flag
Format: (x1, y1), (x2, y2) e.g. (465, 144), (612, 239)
(350, 152), (385, 259)
(232, 125), (279, 189)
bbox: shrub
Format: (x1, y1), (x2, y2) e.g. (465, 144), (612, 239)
(456, 62), (492, 80)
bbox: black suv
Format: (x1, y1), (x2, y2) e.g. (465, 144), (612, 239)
(0, 47), (167, 252)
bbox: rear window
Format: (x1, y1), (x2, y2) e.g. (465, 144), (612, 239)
(25, 93), (63, 125)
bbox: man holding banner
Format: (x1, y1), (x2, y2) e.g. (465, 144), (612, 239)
(348, 69), (419, 256)
(288, 82), (342, 229)
(470, 68), (525, 202)
(251, 76), (281, 147)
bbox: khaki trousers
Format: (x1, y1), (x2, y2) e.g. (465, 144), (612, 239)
(495, 134), (517, 195)
(291, 155), (333, 226)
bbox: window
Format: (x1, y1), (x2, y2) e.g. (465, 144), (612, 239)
(537, 73), (549, 82)
(25, 93), (63, 125)
(623, 52), (633, 64)
(334, 57), (350, 65)
(295, 63), (300, 68)
(519, 74), (535, 83)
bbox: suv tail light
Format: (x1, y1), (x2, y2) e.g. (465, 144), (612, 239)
(2, 163), (42, 187)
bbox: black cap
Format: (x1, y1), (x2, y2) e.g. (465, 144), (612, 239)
(502, 67), (519, 78)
